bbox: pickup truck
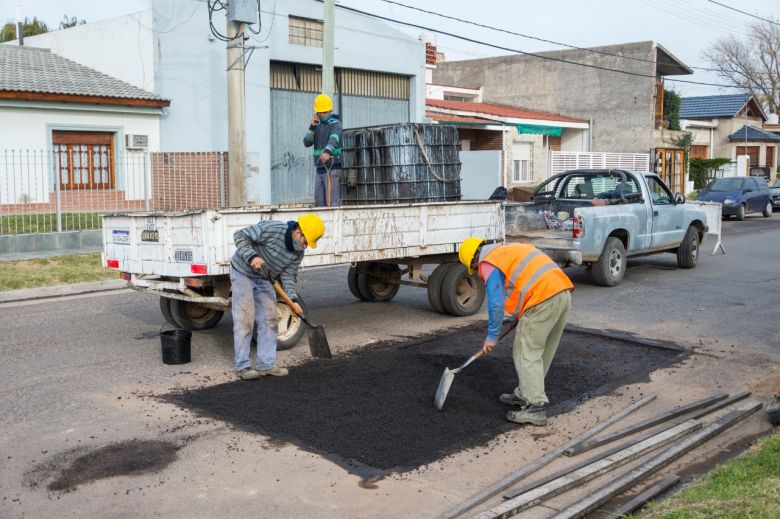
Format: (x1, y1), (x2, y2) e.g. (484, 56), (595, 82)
(505, 169), (708, 287)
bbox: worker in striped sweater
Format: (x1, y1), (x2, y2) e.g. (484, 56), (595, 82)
(230, 214), (325, 380)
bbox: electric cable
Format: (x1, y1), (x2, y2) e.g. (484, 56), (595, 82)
(703, 0), (780, 27)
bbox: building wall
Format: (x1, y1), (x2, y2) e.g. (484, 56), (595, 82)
(433, 41), (659, 154)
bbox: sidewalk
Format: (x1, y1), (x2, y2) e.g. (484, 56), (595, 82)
(0, 246), (103, 262)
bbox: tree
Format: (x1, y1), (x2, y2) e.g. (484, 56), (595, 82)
(664, 89), (682, 131)
(0, 16), (49, 42)
(705, 17), (780, 114)
(59, 15), (86, 30)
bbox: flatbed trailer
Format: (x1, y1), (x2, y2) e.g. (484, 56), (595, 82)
(102, 201), (504, 348)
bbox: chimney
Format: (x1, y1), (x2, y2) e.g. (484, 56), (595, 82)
(16, 5), (24, 45)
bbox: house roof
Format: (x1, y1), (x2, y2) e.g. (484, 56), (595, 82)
(425, 98), (587, 124)
(728, 125), (780, 142)
(426, 112), (497, 124)
(680, 94), (763, 120)
(0, 45), (169, 107)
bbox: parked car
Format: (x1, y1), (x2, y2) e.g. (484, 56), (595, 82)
(771, 178), (780, 208)
(696, 176), (772, 220)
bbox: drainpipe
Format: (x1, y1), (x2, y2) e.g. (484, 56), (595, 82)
(588, 118), (593, 152)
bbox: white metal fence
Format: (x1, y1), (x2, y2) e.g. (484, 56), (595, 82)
(550, 152), (651, 176)
(0, 149), (227, 236)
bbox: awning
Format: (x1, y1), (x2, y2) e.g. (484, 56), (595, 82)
(516, 123), (562, 137)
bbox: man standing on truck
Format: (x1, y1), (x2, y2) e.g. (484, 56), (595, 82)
(304, 93), (343, 207)
(459, 239), (574, 426)
(230, 214), (325, 380)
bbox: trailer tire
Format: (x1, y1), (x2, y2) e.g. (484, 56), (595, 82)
(170, 299), (225, 330)
(427, 263), (454, 314)
(357, 263), (401, 302)
(159, 297), (180, 327)
(592, 237), (627, 287)
(676, 225), (699, 269)
(250, 298), (309, 350)
(440, 264), (485, 317)
(347, 265), (366, 301)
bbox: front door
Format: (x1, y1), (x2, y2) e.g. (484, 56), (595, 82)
(654, 148), (685, 194)
(647, 175), (684, 249)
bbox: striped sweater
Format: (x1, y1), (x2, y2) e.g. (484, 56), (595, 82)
(230, 220), (304, 300)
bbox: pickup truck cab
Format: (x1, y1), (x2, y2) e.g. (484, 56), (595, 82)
(505, 169), (708, 287)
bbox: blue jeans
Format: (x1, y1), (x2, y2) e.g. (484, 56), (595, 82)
(315, 166), (341, 207)
(230, 266), (278, 372)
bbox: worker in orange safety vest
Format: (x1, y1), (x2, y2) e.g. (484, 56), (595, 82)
(459, 239), (574, 426)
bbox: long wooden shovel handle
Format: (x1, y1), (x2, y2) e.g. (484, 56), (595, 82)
(272, 281), (315, 328)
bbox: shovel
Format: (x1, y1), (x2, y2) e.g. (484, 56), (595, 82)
(272, 281), (333, 359)
(434, 320), (518, 411)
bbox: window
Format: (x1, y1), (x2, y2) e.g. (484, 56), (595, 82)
(690, 145), (709, 159)
(512, 143), (531, 182)
(646, 176), (673, 205)
(52, 131), (114, 190)
(288, 16), (323, 47)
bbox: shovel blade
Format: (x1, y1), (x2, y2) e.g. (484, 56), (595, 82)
(434, 368), (456, 411)
(308, 325), (332, 359)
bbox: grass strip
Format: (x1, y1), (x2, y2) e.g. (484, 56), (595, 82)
(0, 253), (116, 291)
(640, 429), (780, 518)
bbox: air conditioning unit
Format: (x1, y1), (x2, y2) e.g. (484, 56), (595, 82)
(125, 134), (149, 150)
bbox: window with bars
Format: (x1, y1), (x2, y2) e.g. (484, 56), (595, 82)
(52, 131), (115, 190)
(288, 16), (323, 47)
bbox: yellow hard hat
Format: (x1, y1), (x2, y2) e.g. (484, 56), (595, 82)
(297, 213), (325, 249)
(313, 94), (333, 113)
(459, 237), (485, 274)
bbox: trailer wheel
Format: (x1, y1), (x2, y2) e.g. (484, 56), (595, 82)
(159, 297), (180, 327)
(440, 264), (485, 317)
(347, 265), (367, 301)
(592, 237), (627, 287)
(250, 298), (308, 350)
(357, 263), (401, 302)
(427, 263), (454, 314)
(170, 299), (225, 330)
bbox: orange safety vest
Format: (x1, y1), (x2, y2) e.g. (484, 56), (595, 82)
(480, 244), (573, 318)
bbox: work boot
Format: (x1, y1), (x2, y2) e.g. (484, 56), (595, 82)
(499, 393), (529, 407)
(507, 403), (548, 426)
(257, 367), (289, 377)
(237, 368), (260, 380)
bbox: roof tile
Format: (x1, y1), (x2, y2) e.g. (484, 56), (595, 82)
(425, 98), (586, 123)
(680, 94), (750, 118)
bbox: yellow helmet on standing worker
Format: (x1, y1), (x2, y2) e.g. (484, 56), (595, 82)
(297, 213), (325, 249)
(459, 237), (485, 275)
(313, 94), (333, 113)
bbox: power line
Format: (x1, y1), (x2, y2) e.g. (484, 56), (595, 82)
(380, 0), (728, 73)
(703, 0), (780, 26)
(334, 2), (742, 89)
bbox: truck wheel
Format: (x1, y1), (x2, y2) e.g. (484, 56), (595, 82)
(276, 298), (308, 350)
(427, 263), (454, 314)
(737, 204), (746, 221)
(357, 263), (401, 302)
(592, 237), (627, 287)
(440, 264), (485, 317)
(170, 299), (224, 330)
(347, 265), (366, 301)
(159, 297), (180, 327)
(676, 225), (699, 269)
(763, 201), (773, 217)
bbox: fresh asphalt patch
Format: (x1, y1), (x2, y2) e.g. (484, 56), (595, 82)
(166, 324), (686, 473)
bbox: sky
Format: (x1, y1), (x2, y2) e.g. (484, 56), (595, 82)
(6, 0), (779, 97)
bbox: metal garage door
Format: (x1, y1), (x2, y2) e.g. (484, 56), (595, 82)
(270, 62), (411, 204)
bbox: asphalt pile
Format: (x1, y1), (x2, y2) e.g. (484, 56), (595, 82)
(167, 326), (683, 472)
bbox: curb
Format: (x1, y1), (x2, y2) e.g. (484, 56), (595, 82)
(0, 279), (129, 303)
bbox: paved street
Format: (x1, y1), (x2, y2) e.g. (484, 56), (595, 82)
(0, 215), (778, 518)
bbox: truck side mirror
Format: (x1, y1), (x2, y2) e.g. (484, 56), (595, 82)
(674, 193), (685, 205)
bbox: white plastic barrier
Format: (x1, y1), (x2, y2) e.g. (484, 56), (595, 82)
(688, 200), (725, 255)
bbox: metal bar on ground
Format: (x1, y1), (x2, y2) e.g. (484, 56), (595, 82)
(470, 420), (701, 519)
(440, 396), (656, 519)
(594, 475), (680, 518)
(551, 401), (763, 519)
(503, 390), (750, 501)
(565, 392), (728, 456)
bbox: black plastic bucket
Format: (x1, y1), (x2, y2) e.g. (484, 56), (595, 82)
(160, 328), (192, 365)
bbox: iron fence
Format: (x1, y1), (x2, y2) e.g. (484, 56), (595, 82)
(0, 150), (227, 236)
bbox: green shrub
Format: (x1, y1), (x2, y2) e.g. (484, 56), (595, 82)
(690, 158), (731, 189)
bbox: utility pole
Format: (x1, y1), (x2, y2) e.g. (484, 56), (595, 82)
(322, 0), (335, 98)
(226, 19), (247, 206)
